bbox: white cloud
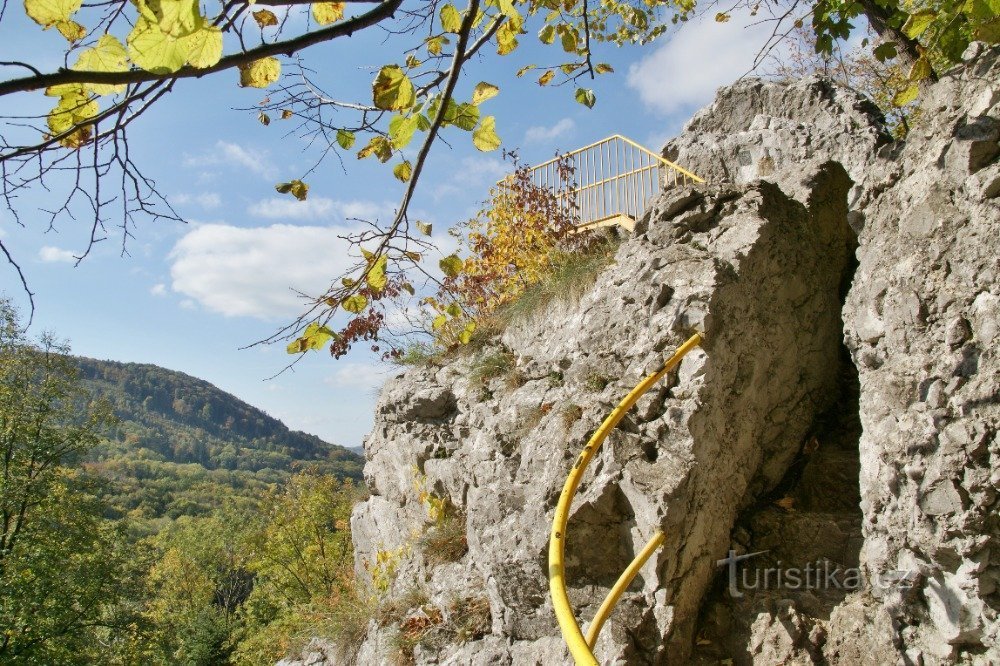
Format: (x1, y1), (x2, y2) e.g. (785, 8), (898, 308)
(627, 10), (785, 116)
(324, 362), (388, 391)
(432, 157), (508, 201)
(524, 118), (576, 144)
(174, 192), (222, 210)
(247, 197), (393, 222)
(169, 223), (363, 319)
(183, 141), (277, 179)
(150, 283), (167, 296)
(38, 246), (75, 263)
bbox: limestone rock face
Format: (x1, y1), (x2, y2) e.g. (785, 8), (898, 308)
(837, 45), (1000, 664)
(283, 46), (999, 665)
(349, 171), (855, 664)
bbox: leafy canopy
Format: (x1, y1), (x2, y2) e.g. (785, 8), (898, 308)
(1, 0), (996, 357)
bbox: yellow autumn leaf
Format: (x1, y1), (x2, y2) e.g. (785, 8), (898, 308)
(253, 8), (278, 27)
(73, 35), (128, 95)
(55, 19), (86, 41)
(141, 0), (202, 38)
(181, 25), (223, 69)
(24, 0), (83, 29)
(372, 65), (415, 111)
(472, 116), (500, 152)
(471, 81), (499, 105)
(312, 1), (345, 25)
(46, 85), (98, 148)
(239, 57), (281, 88)
(127, 18), (188, 74)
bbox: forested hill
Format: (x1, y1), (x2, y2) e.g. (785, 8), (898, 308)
(75, 356), (362, 528)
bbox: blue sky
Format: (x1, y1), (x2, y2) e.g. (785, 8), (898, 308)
(1, 4), (786, 448)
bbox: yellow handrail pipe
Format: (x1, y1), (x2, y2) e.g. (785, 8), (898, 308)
(585, 529), (666, 648)
(548, 333), (703, 664)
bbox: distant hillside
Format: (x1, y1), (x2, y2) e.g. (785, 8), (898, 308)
(75, 357), (363, 529)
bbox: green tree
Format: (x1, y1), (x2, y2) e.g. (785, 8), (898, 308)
(0, 299), (144, 662)
(142, 507), (256, 664)
(234, 472), (362, 664)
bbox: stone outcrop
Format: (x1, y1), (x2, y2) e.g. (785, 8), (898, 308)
(286, 45), (999, 665)
(835, 43), (1000, 664)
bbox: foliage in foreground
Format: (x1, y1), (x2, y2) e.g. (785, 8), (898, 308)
(0, 298), (379, 664)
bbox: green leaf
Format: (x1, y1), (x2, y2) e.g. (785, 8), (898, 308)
(892, 84), (919, 107)
(453, 103), (480, 131)
(312, 1), (345, 25)
(342, 294), (368, 313)
(902, 9), (937, 39)
(337, 129), (356, 150)
(367, 254), (388, 291)
(24, 0), (83, 28)
(72, 35), (129, 95)
(472, 81), (500, 105)
(574, 87), (596, 108)
(595, 63), (614, 74)
(388, 113), (419, 149)
(440, 4), (462, 32)
(432, 314), (447, 330)
(393, 160), (413, 182)
(559, 25), (578, 52)
(538, 70), (555, 86)
(402, 282), (415, 295)
(873, 41), (897, 62)
(459, 319), (477, 344)
(445, 302), (462, 317)
(239, 57), (282, 88)
(973, 20), (1000, 42)
(516, 64), (537, 77)
(372, 65), (416, 111)
(472, 116), (501, 151)
(538, 24), (556, 44)
(275, 179), (309, 201)
(908, 57), (932, 82)
(416, 221), (433, 235)
(439, 254), (463, 277)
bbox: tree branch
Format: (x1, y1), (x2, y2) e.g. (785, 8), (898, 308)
(0, 0), (403, 98)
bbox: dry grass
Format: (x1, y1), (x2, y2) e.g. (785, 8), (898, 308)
(418, 508), (468, 566)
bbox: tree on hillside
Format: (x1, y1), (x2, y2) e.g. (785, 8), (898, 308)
(0, 0), (996, 340)
(0, 299), (144, 662)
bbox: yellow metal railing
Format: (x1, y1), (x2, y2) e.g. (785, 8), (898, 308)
(549, 333), (704, 664)
(504, 135), (703, 230)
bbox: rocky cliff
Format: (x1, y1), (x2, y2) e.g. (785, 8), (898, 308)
(290, 44), (999, 665)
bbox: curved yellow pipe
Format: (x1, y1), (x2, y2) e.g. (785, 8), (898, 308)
(548, 333), (703, 665)
(586, 530), (666, 648)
